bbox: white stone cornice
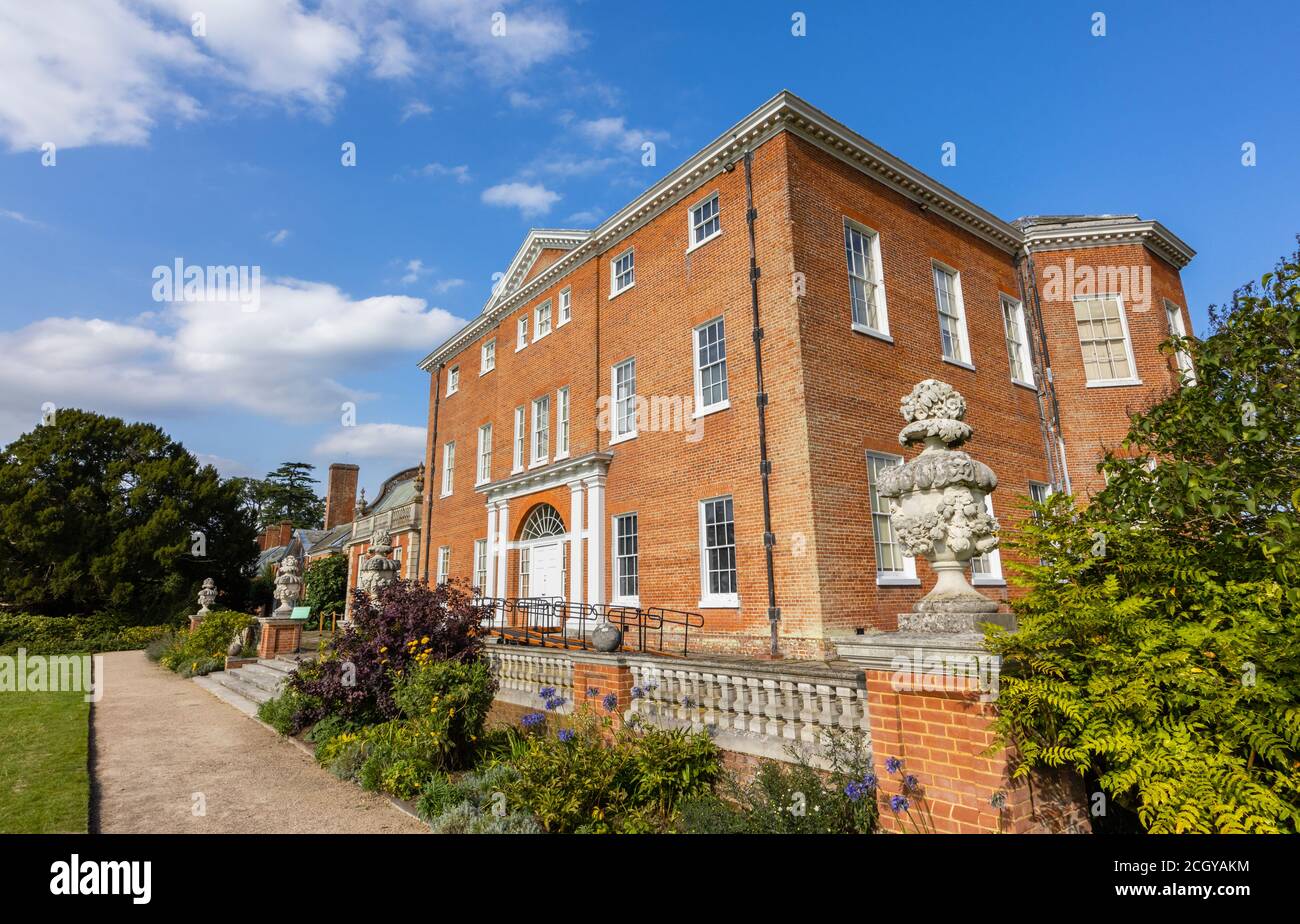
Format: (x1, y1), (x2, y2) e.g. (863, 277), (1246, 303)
(479, 451), (612, 505)
(1021, 218), (1195, 269)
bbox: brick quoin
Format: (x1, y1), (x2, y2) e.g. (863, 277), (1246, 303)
(415, 92), (1195, 660)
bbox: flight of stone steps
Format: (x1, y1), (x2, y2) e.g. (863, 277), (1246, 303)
(192, 656), (300, 717)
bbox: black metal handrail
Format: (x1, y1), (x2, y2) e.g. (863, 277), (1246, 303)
(473, 596), (703, 657)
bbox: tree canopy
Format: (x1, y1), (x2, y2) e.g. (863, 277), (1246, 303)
(0, 409), (260, 622)
(244, 462), (325, 530)
(989, 240), (1300, 832)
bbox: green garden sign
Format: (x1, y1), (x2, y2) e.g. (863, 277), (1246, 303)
(290, 606), (311, 621)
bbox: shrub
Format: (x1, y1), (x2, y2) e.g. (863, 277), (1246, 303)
(679, 729), (878, 834)
(415, 765), (540, 834)
(390, 657), (497, 769)
(0, 612), (171, 655)
(287, 579), (486, 727)
(506, 697), (721, 833)
(157, 610), (254, 676)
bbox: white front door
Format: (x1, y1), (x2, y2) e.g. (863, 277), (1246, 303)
(530, 541), (563, 599)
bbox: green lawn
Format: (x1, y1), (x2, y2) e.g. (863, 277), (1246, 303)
(0, 687), (90, 833)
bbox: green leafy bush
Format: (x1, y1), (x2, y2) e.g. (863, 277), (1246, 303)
(415, 765), (540, 834)
(679, 728), (878, 834)
(390, 657), (497, 769)
(989, 245), (1300, 833)
(0, 612), (171, 655)
(157, 610), (255, 677)
(507, 699), (721, 833)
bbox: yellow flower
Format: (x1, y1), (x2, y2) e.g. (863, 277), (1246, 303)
(421, 636), (430, 644)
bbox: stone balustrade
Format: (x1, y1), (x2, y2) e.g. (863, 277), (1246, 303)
(625, 656), (869, 765)
(485, 645), (574, 714)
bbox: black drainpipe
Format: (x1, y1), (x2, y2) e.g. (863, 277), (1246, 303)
(420, 361), (444, 582)
(742, 149), (781, 658)
(1017, 246), (1069, 493)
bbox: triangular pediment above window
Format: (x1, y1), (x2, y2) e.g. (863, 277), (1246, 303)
(482, 229), (590, 315)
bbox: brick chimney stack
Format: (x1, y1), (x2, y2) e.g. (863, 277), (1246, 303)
(259, 521), (294, 551)
(324, 463), (360, 529)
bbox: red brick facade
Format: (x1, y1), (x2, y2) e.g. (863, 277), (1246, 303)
(416, 93), (1195, 658)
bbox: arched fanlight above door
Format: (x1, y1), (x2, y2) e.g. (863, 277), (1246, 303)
(519, 503), (565, 540)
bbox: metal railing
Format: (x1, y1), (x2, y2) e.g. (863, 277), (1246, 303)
(475, 597), (704, 657)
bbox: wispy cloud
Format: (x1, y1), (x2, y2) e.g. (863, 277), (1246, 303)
(400, 99), (433, 122)
(414, 161), (472, 183)
(481, 181), (560, 217)
(1, 208), (43, 228)
(266, 229), (291, 246)
(313, 422), (426, 460)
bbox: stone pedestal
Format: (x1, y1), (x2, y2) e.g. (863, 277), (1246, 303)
(898, 608), (1015, 634)
(257, 617), (302, 659)
(189, 614), (204, 632)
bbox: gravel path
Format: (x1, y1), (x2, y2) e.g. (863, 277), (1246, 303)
(92, 650), (425, 834)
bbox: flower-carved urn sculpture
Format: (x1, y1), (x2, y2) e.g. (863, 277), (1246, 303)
(195, 577), (217, 619)
(877, 380), (1009, 633)
(358, 530), (401, 598)
(272, 554), (304, 617)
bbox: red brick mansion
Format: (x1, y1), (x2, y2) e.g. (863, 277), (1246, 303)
(405, 90), (1195, 660)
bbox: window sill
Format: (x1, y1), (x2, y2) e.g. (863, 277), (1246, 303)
(479, 367), (494, 377)
(515, 344), (527, 353)
(439, 491), (452, 499)
(685, 230), (722, 255)
(942, 356), (976, 372)
(511, 466), (524, 476)
(1085, 378), (1143, 388)
(446, 389), (458, 398)
(534, 331), (550, 343)
(1011, 378), (1036, 391)
(474, 479), (489, 488)
(851, 323), (893, 343)
(612, 596), (640, 608)
(528, 459), (549, 470)
(876, 575), (921, 587)
(608, 430), (637, 447)
(698, 595), (739, 609)
(553, 451), (570, 462)
(556, 317), (570, 329)
(972, 577), (1006, 587)
(609, 281), (635, 300)
(693, 400), (730, 419)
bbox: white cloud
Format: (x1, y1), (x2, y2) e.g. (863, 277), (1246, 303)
(481, 181), (560, 217)
(415, 161), (471, 183)
(564, 209), (602, 226)
(576, 115), (669, 153)
(312, 422), (426, 459)
(1, 208), (43, 227)
(0, 0), (580, 151)
(400, 99), (434, 121)
(401, 259), (430, 284)
(433, 278), (466, 294)
(267, 229), (291, 245)
(538, 156), (617, 177)
(0, 276), (463, 443)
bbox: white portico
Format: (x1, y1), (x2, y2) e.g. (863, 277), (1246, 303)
(479, 452), (613, 611)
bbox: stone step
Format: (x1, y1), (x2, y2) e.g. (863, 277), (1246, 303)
(214, 669), (276, 706)
(193, 673), (260, 717)
(234, 663), (288, 694)
(259, 657), (301, 676)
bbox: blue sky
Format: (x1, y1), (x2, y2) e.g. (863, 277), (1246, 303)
(1, 0), (1297, 501)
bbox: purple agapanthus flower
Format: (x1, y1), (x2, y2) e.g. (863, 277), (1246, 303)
(602, 692), (618, 712)
(885, 756), (902, 775)
(903, 774), (919, 791)
(557, 728), (575, 742)
(844, 781), (866, 802)
(630, 686), (645, 699)
(521, 712), (545, 728)
(538, 686), (556, 701)
(863, 773), (878, 789)
(586, 687), (600, 698)
(544, 695), (567, 711)
(890, 795), (909, 813)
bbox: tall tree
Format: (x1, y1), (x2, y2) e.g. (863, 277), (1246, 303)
(0, 409), (260, 622)
(259, 462), (325, 529)
(989, 239), (1300, 832)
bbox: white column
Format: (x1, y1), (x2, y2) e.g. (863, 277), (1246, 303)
(484, 501), (497, 598)
(568, 480), (585, 605)
(495, 500), (510, 598)
(584, 475), (606, 607)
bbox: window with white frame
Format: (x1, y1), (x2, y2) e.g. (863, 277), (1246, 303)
(866, 452), (917, 582)
(699, 496), (738, 606)
(558, 287), (572, 326)
(1163, 298), (1196, 385)
(613, 512), (638, 602)
(845, 220), (888, 335)
(611, 248), (634, 296)
(476, 423), (492, 485)
(555, 386), (570, 458)
(612, 358), (637, 441)
(689, 192), (721, 248)
(512, 406), (526, 472)
(1074, 296), (1136, 384)
(481, 338), (495, 374)
(531, 395), (550, 464)
(933, 263), (970, 364)
(535, 300), (552, 339)
(694, 317), (729, 414)
(516, 314), (528, 350)
(1001, 295), (1034, 386)
(446, 365), (460, 396)
(518, 546), (530, 597)
(969, 495), (1003, 584)
(473, 539), (487, 593)
(1028, 481), (1051, 506)
(436, 546), (451, 583)
(440, 442), (455, 496)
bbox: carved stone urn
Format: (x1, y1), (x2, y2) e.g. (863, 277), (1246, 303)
(358, 530), (401, 598)
(272, 554), (304, 617)
(877, 380), (1003, 631)
(195, 577), (217, 620)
